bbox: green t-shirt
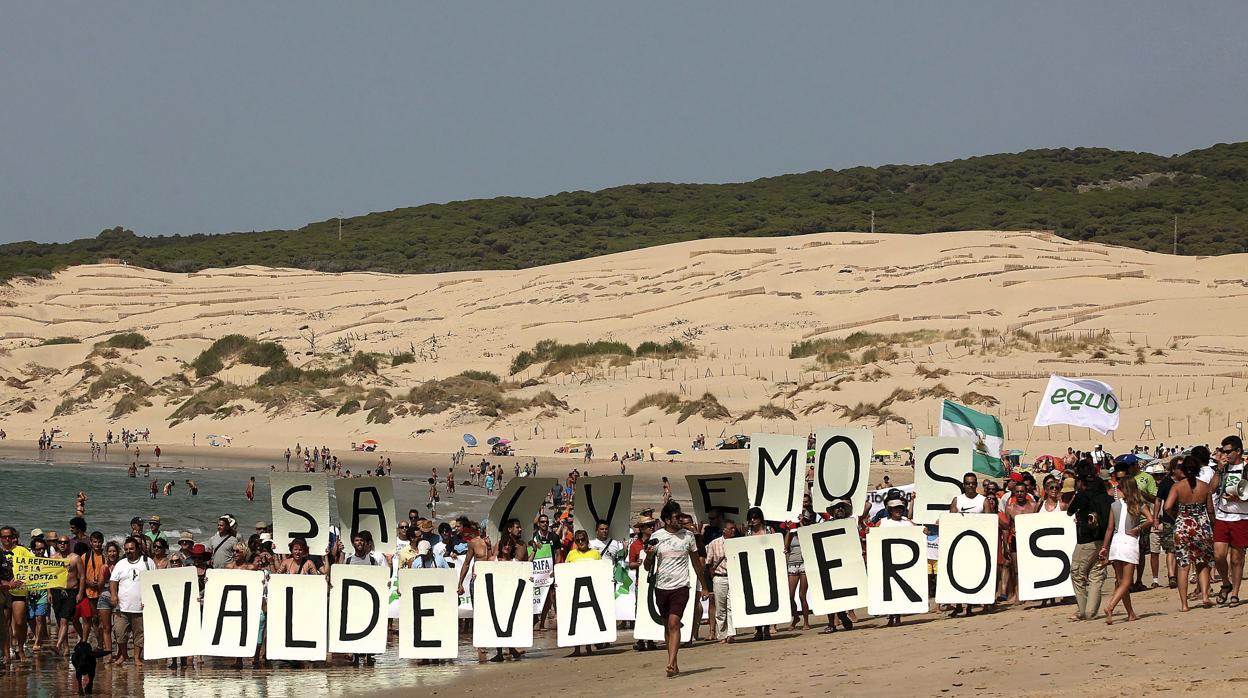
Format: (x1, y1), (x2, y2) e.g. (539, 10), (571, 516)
(1135, 472), (1158, 523)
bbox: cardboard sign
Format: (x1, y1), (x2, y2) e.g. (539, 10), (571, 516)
(866, 525), (928, 615)
(471, 561), (534, 649)
(867, 484), (916, 520)
(748, 433), (806, 522)
(198, 569), (264, 657)
(685, 472), (749, 525)
(725, 533), (790, 628)
(271, 473), (332, 552)
(935, 513), (998, 605)
(912, 437), (973, 524)
(396, 568), (459, 659)
(329, 565), (390, 654)
(140, 567), (202, 660)
(797, 519), (868, 615)
(12, 554), (69, 591)
(554, 560), (617, 647)
(266, 574), (328, 661)
(572, 475), (634, 543)
(632, 552), (696, 643)
(334, 477), (397, 550)
(811, 427), (873, 514)
(487, 477), (558, 538)
(1015, 512), (1076, 601)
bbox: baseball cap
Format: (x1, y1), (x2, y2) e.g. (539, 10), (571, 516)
(416, 540), (432, 555)
(30, 528), (44, 538)
(150, 515), (162, 523)
(255, 521), (267, 530)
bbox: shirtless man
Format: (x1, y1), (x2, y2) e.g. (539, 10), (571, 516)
(1001, 481), (1037, 603)
(186, 479), (198, 496)
(49, 533), (86, 653)
(276, 538), (321, 575)
(245, 477), (256, 503)
(454, 519), (495, 663)
(75, 492), (88, 517)
(162, 481), (174, 496)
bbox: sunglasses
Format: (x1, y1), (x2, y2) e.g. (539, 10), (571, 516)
(57, 540), (70, 545)
(1218, 448), (1239, 454)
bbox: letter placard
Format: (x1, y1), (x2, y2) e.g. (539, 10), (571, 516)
(472, 561), (533, 649)
(913, 437), (973, 524)
(632, 553), (695, 643)
(397, 568), (459, 659)
(797, 519), (868, 615)
(811, 427), (872, 514)
(329, 565), (390, 654)
(1015, 512), (1075, 601)
(935, 513), (998, 605)
(488, 477), (558, 538)
(748, 433), (806, 522)
(140, 567), (202, 660)
(271, 474), (331, 552)
(554, 560), (617, 647)
(573, 475), (634, 543)
(334, 477), (396, 549)
(725, 533), (790, 628)
(867, 525), (927, 615)
(266, 574), (328, 661)
(685, 472), (748, 525)
(198, 569), (264, 657)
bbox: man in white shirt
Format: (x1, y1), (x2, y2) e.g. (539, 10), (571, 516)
(1212, 436), (1248, 605)
(643, 502), (708, 679)
(109, 536), (154, 667)
(589, 521), (623, 566)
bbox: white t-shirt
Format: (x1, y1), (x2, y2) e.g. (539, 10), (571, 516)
(589, 537), (623, 565)
(1214, 463), (1248, 522)
(878, 517), (915, 528)
(648, 528), (695, 591)
(1198, 464), (1216, 484)
(346, 551), (387, 566)
(110, 555), (154, 613)
(955, 493), (986, 514)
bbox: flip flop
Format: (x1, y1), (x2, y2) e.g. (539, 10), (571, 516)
(1230, 596), (1241, 608)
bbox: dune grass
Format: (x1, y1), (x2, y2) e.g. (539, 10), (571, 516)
(510, 338), (695, 375)
(38, 336), (80, 346)
(626, 391), (731, 424)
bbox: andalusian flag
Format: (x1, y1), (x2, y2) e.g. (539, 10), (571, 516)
(939, 399), (1005, 477)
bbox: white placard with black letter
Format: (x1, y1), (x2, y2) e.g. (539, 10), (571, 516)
(572, 475), (633, 543)
(140, 567), (202, 660)
(725, 533), (790, 628)
(810, 427), (873, 514)
(271, 473), (331, 553)
(866, 525), (928, 615)
(397, 568), (459, 659)
(554, 560), (617, 647)
(935, 513), (998, 605)
(266, 574), (328, 661)
(748, 433), (806, 522)
(632, 552), (696, 643)
(198, 569), (264, 657)
(797, 519), (868, 615)
(685, 472), (749, 525)
(912, 437), (973, 524)
(471, 561), (534, 649)
(487, 477), (558, 539)
(329, 564), (390, 654)
(334, 477), (397, 550)
(1014, 511), (1076, 601)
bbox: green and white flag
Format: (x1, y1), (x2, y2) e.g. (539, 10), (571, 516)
(939, 399), (1005, 477)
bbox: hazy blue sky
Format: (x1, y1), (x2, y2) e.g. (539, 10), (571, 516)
(2, 2), (1245, 244)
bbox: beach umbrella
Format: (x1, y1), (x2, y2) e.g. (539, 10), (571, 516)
(1114, 453), (1139, 467)
(666, 449), (682, 456)
(1007, 449), (1025, 456)
(498, 438), (511, 445)
(874, 450), (894, 457)
(898, 447), (913, 452)
(463, 434), (478, 447)
(649, 446), (666, 455)
(362, 439), (379, 445)
(486, 436), (501, 446)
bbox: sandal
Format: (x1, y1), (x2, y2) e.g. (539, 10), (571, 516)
(1216, 583), (1232, 605)
(1230, 596), (1241, 608)
(1168, 576), (1178, 589)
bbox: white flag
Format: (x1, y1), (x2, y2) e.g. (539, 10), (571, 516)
(1033, 375), (1120, 434)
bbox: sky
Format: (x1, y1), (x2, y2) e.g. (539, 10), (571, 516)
(1, 2), (1245, 244)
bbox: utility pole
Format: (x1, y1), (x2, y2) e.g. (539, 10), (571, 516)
(1172, 215), (1177, 255)
(338, 213), (343, 242)
(870, 209), (875, 234)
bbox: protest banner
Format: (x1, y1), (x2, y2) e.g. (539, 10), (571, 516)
(614, 563), (636, 622)
(487, 477), (558, 538)
(530, 543), (554, 613)
(866, 525), (928, 616)
(749, 433), (806, 522)
(912, 437), (974, 524)
(797, 519), (868, 615)
(725, 532), (790, 628)
(573, 475), (634, 542)
(935, 513), (998, 605)
(471, 561), (534, 649)
(866, 484), (916, 520)
(266, 574), (329, 661)
(396, 568), (459, 660)
(810, 427), (873, 514)
(270, 473), (331, 552)
(198, 569), (265, 657)
(685, 472), (748, 524)
(140, 567), (202, 660)
(334, 477), (396, 549)
(1014, 511), (1076, 601)
(329, 564), (390, 654)
(1034, 375), (1121, 434)
(554, 560), (617, 647)
(632, 552), (695, 643)
(12, 553), (69, 591)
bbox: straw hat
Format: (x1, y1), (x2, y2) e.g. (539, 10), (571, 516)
(177, 530), (195, 544)
(417, 519), (433, 533)
(1060, 478), (1076, 494)
(634, 515), (657, 527)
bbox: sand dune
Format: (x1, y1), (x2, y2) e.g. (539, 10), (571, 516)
(2, 230), (1246, 459)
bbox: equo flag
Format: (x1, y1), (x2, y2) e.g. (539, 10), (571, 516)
(1033, 375), (1120, 434)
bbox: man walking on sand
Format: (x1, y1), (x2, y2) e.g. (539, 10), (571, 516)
(109, 536), (153, 666)
(644, 501), (709, 678)
(1211, 435), (1248, 606)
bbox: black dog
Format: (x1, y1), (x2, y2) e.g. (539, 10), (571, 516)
(70, 640), (111, 695)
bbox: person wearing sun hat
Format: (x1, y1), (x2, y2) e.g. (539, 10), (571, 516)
(145, 515), (169, 546)
(208, 515), (239, 569)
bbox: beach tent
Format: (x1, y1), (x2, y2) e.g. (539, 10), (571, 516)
(362, 439), (379, 446)
(874, 450), (894, 457)
(487, 436), (502, 446)
(666, 449), (682, 456)
(463, 434), (478, 447)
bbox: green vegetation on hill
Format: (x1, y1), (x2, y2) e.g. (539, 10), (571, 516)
(4, 142), (1248, 281)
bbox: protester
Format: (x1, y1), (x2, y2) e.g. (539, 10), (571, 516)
(1164, 454), (1214, 610)
(703, 518), (737, 643)
(1210, 435), (1247, 606)
(109, 536), (154, 666)
(1101, 467), (1155, 624)
(1067, 465), (1111, 620)
(644, 501), (708, 678)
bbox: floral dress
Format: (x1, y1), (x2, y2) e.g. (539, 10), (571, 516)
(1173, 502), (1214, 568)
